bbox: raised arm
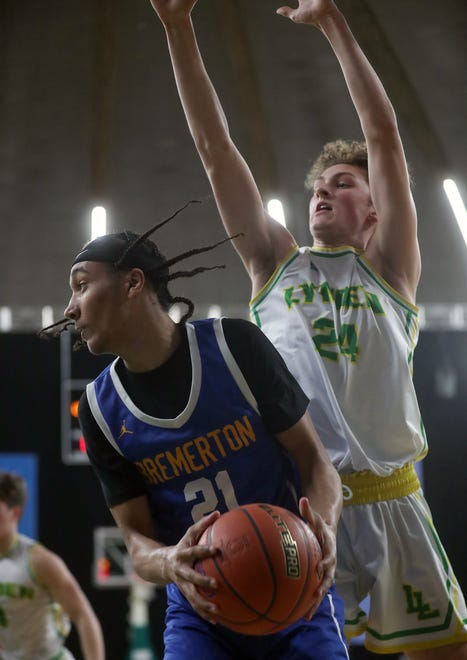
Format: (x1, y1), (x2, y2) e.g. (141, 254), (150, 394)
(278, 0), (420, 301)
(31, 545), (105, 660)
(149, 0), (296, 294)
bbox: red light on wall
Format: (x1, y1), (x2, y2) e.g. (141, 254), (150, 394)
(97, 557), (111, 580)
(79, 436), (86, 453)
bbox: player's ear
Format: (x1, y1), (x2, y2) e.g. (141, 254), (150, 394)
(364, 207), (377, 230)
(12, 505), (23, 523)
(125, 268), (145, 297)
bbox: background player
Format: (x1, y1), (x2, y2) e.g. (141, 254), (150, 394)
(61, 225), (349, 659)
(0, 470), (105, 659)
(148, 0), (467, 657)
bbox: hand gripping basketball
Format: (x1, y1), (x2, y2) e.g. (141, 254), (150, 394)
(195, 503), (323, 635)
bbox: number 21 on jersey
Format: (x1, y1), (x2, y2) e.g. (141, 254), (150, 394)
(184, 470), (239, 522)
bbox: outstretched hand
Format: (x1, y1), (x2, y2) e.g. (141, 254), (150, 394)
(163, 510), (220, 623)
(276, 0), (337, 26)
(299, 496), (337, 617)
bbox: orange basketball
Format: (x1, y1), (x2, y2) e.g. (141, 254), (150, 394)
(195, 503), (323, 635)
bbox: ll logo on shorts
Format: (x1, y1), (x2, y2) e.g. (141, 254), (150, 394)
(403, 584), (440, 620)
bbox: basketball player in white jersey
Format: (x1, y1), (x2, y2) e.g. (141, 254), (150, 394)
(149, 0), (467, 656)
(0, 471), (105, 659)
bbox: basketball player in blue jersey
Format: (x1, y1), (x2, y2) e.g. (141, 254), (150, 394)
(148, 0), (467, 657)
(52, 223), (349, 659)
(0, 471), (105, 659)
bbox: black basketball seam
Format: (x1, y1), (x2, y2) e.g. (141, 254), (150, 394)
(282, 519), (314, 624)
(254, 513), (320, 629)
(208, 505), (279, 624)
(201, 505), (319, 632)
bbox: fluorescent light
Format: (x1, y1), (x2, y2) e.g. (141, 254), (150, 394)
(0, 307), (12, 332)
(169, 304), (182, 323)
(208, 305), (222, 318)
(91, 206), (107, 240)
(443, 179), (467, 247)
(41, 306), (54, 329)
(435, 365), (458, 399)
(267, 199), (286, 227)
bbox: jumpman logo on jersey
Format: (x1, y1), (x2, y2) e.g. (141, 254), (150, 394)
(118, 419), (134, 439)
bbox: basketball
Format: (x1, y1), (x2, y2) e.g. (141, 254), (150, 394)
(195, 503), (323, 635)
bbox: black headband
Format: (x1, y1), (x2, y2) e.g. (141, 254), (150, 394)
(71, 233), (166, 274)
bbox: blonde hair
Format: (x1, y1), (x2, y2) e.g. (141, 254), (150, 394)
(305, 138), (414, 190)
(305, 139), (368, 190)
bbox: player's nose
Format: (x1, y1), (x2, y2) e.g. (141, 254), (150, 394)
(315, 183), (330, 198)
(64, 296), (79, 321)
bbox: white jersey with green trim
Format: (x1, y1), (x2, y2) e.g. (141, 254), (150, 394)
(0, 534), (71, 660)
(249, 246), (426, 475)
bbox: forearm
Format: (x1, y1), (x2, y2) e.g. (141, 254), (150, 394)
(301, 457), (342, 534)
(113, 499), (221, 620)
(124, 529), (173, 586)
(311, 3), (418, 288)
(75, 610), (105, 660)
(156, 8), (291, 281)
(277, 415), (342, 533)
(162, 16), (231, 161)
(318, 7), (398, 140)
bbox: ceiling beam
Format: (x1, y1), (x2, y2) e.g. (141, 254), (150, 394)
(91, 0), (119, 205)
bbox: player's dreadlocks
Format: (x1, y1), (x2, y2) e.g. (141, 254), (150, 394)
(39, 199), (240, 350)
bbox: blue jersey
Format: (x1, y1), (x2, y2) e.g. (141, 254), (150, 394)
(86, 318), (349, 658)
(86, 318), (301, 544)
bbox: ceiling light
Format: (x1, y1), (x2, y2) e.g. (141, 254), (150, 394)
(169, 304), (182, 323)
(267, 199), (286, 227)
(208, 305), (222, 318)
(0, 307), (12, 332)
(443, 179), (467, 247)
(91, 206), (107, 240)
(41, 306), (54, 329)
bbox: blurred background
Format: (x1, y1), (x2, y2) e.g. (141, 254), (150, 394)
(1, 1), (466, 658)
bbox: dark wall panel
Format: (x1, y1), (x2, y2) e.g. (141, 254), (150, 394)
(0, 333), (158, 659)
(413, 330), (467, 593)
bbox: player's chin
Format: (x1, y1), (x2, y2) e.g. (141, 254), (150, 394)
(86, 336), (107, 355)
(86, 340), (100, 355)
